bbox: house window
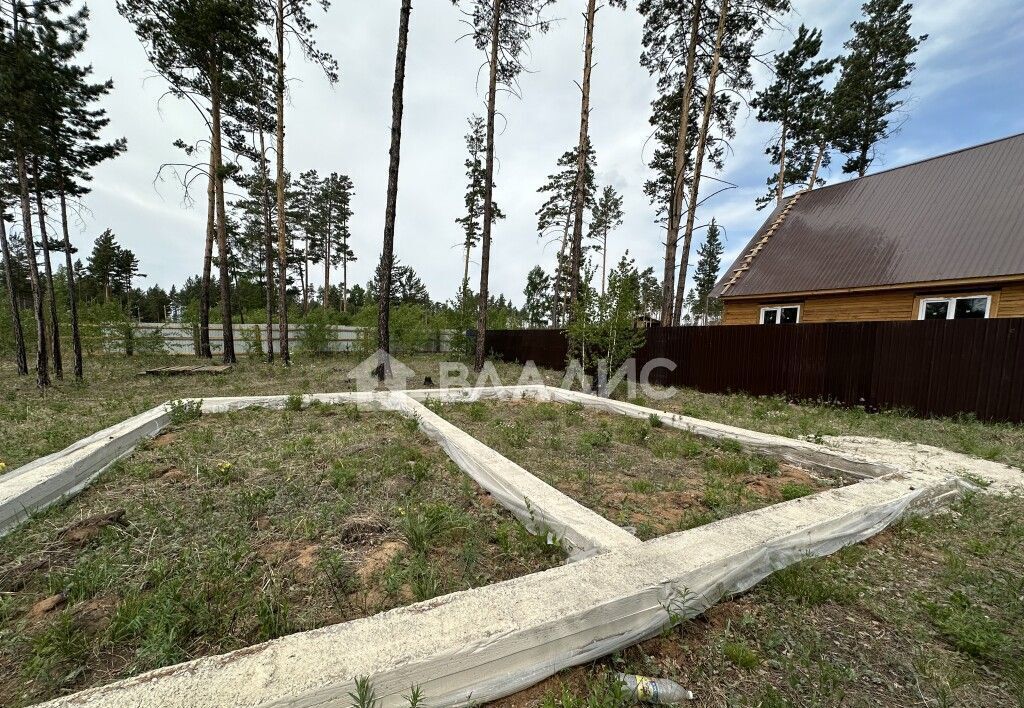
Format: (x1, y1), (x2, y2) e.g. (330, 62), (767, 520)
(760, 305), (801, 325)
(918, 295), (991, 321)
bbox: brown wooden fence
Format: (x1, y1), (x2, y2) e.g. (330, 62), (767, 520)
(485, 318), (1024, 423)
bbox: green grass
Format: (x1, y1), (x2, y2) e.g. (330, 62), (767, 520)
(438, 400), (835, 540)
(0, 354), (559, 472)
(3, 354), (1023, 706)
(530, 493), (1024, 707)
(0, 405), (564, 707)
(636, 389), (1024, 471)
(723, 640), (760, 669)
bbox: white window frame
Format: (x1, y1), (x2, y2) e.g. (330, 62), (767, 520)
(917, 294), (992, 321)
(759, 304), (802, 325)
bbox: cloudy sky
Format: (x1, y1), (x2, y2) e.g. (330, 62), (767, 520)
(70, 0), (1024, 305)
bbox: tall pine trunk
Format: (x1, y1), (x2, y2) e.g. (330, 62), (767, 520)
(376, 0), (412, 380)
(258, 127), (275, 363)
(323, 207), (332, 308)
(808, 140), (826, 190)
(566, 0), (597, 320)
(210, 64), (236, 364)
(474, 0), (501, 372)
(660, 1), (701, 325)
(673, 0), (728, 326)
(199, 147), (215, 358)
(274, 0), (290, 365)
(302, 238), (309, 315)
(341, 254), (348, 313)
(551, 215), (570, 327)
(600, 230), (608, 297)
(0, 201), (28, 375)
(16, 152), (49, 388)
(33, 159), (62, 379)
(776, 122), (788, 204)
(57, 172), (83, 379)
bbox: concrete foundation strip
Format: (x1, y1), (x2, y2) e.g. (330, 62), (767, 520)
(0, 407), (171, 535)
(37, 470), (964, 708)
(393, 394), (639, 558)
(1, 385), (1019, 707)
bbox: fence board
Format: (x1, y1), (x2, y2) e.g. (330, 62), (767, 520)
(485, 319), (1024, 424)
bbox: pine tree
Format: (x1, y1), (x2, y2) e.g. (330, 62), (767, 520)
(565, 0), (626, 318)
(689, 218), (723, 325)
(588, 185), (623, 297)
(751, 25), (835, 207)
(314, 172), (354, 311)
(293, 168), (321, 313)
(672, 0), (790, 325)
(456, 114), (503, 290)
(523, 265), (552, 327)
(639, 0), (702, 327)
(832, 0), (926, 177)
(30, 155), (65, 377)
(256, 0), (337, 364)
(536, 141), (595, 326)
(640, 0), (789, 325)
(2, 1), (58, 387)
(452, 0), (555, 371)
(120, 0), (271, 363)
(221, 51), (277, 361)
(367, 259), (430, 308)
(374, 0), (412, 379)
(85, 229), (124, 302)
(28, 4), (126, 379)
(0, 202), (27, 374)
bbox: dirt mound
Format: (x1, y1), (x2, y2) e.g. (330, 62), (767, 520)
(58, 509), (127, 546)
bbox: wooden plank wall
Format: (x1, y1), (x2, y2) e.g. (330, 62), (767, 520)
(724, 283), (1024, 325)
(485, 318), (1024, 423)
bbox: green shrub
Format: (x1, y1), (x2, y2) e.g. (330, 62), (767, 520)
(353, 303), (442, 356)
(134, 325), (167, 355)
(238, 325), (265, 359)
(299, 308), (333, 356)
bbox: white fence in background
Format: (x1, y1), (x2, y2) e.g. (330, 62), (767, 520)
(131, 323), (455, 355)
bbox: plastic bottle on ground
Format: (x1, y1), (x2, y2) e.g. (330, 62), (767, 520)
(613, 673), (695, 704)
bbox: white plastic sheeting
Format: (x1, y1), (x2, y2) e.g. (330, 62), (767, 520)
(393, 393), (639, 559)
(6, 384), (1015, 708)
(36, 469), (962, 708)
(0, 406), (170, 536)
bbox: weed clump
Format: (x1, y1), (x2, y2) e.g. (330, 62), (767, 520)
(167, 399), (202, 425)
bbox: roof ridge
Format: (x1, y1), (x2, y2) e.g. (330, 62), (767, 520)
(719, 191), (805, 295)
(806, 131), (1024, 196)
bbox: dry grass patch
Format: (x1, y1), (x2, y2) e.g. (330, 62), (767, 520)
(433, 399), (837, 540)
(0, 403), (563, 707)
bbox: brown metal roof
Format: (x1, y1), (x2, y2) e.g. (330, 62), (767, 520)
(713, 133), (1024, 299)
